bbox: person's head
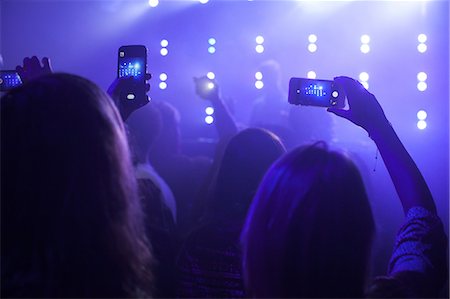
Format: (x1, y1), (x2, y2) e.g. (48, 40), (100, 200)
(241, 142), (375, 298)
(148, 100), (181, 159)
(126, 102), (162, 164)
(212, 128), (286, 220)
(1, 73), (152, 297)
(259, 59), (282, 91)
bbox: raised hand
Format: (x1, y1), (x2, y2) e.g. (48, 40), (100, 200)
(327, 76), (389, 138)
(16, 56), (52, 83)
(194, 76), (220, 102)
(107, 73), (151, 121)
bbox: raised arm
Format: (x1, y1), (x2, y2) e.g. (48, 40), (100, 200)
(194, 76), (238, 139)
(328, 76), (436, 215)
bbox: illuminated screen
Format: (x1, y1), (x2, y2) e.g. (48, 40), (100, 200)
(0, 72), (22, 91)
(118, 58), (144, 79)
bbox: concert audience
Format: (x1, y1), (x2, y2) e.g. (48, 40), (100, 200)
(2, 56), (447, 299)
(176, 128), (286, 298)
(240, 76), (448, 298)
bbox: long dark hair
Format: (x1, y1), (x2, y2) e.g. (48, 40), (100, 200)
(241, 142), (375, 298)
(1, 73), (153, 297)
(211, 128), (286, 221)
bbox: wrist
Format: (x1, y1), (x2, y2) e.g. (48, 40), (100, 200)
(368, 120), (395, 143)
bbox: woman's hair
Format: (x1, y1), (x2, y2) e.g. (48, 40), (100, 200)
(241, 142), (375, 298)
(1, 73), (153, 298)
(212, 128), (286, 220)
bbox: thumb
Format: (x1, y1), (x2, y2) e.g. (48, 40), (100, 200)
(42, 57), (52, 73)
(327, 107), (351, 120)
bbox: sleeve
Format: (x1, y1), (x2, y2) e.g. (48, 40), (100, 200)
(388, 206), (448, 289)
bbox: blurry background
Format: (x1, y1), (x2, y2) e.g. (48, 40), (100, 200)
(1, 0), (448, 278)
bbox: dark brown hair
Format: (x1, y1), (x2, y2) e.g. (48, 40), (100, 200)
(1, 73), (153, 297)
(241, 142), (375, 298)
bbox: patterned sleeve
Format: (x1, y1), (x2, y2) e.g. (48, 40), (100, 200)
(388, 206), (448, 284)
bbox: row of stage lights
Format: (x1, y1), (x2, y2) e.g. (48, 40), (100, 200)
(148, 0), (265, 6)
(158, 34), (429, 56)
(149, 0), (210, 7)
(155, 34), (430, 129)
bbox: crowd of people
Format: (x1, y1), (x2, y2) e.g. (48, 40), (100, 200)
(1, 56), (447, 298)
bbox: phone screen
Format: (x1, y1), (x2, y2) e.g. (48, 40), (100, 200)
(118, 45), (146, 82)
(0, 70), (22, 91)
(288, 78), (343, 108)
(118, 58), (145, 80)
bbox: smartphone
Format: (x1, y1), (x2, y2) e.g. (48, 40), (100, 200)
(194, 76), (216, 100)
(0, 70), (22, 92)
(117, 45), (147, 100)
(288, 77), (345, 108)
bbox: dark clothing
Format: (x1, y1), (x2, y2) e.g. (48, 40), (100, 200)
(151, 154), (212, 236)
(368, 207), (448, 298)
(176, 219), (246, 298)
(138, 178), (177, 298)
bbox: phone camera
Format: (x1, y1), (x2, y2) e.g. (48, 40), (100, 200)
(331, 91), (339, 98)
(119, 51), (125, 57)
(126, 93), (135, 100)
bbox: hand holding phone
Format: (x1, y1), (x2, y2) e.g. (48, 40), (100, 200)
(109, 45), (150, 121)
(194, 76), (219, 101)
(288, 77), (345, 108)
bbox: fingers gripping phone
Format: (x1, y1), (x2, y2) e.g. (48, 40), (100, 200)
(288, 78), (345, 108)
(194, 76), (216, 100)
(0, 70), (22, 92)
(118, 45), (147, 100)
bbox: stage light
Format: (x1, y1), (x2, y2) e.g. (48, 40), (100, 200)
(199, 0), (209, 4)
(256, 35), (264, 44)
(160, 48), (168, 56)
(159, 82), (167, 90)
(208, 38), (216, 45)
(207, 82), (215, 89)
(361, 81), (369, 89)
(417, 81), (427, 91)
(255, 80), (264, 89)
(359, 72), (369, 82)
(255, 45), (264, 53)
(208, 46), (216, 54)
(255, 71), (263, 80)
(308, 43), (317, 53)
(417, 43), (427, 53)
(148, 0), (159, 7)
(160, 39), (168, 47)
(205, 115), (214, 124)
(307, 71), (316, 79)
(417, 120), (427, 130)
(361, 34), (370, 44)
(308, 34), (317, 43)
(360, 44), (370, 54)
(418, 34), (427, 43)
(207, 72), (215, 80)
(159, 73), (167, 81)
(205, 107), (214, 115)
(417, 72), (427, 82)
(417, 110), (427, 120)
